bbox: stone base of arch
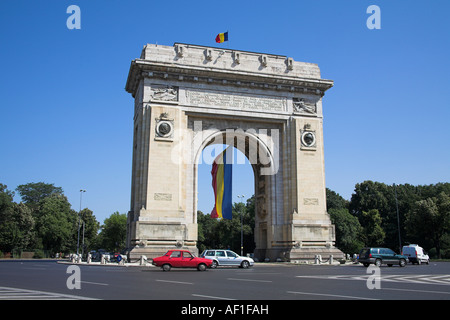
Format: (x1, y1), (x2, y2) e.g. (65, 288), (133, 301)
(288, 247), (345, 262)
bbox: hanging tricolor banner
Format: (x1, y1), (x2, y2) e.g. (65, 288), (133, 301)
(210, 147), (233, 219)
(215, 31), (229, 43)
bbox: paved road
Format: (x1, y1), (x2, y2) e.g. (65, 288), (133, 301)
(1, 260), (449, 302)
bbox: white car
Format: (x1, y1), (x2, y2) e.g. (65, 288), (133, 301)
(200, 249), (254, 268)
(402, 244), (430, 265)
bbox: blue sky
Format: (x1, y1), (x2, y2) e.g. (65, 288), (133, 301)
(1, 1), (449, 224)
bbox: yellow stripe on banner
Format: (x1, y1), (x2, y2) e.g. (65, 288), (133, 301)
(216, 163), (224, 218)
(219, 33), (225, 43)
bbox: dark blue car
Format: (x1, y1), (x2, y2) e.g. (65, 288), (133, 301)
(358, 247), (408, 267)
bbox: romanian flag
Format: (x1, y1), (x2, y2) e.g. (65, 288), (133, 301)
(210, 147), (232, 219)
(215, 31), (229, 43)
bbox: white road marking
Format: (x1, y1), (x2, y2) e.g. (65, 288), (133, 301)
(295, 274), (450, 286)
(79, 280), (109, 286)
(287, 291), (379, 300)
(0, 286), (97, 300)
(382, 287), (450, 295)
(192, 294), (236, 300)
(227, 278), (272, 283)
(156, 279), (193, 285)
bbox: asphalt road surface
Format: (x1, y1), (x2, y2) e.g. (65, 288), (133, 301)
(1, 260), (449, 302)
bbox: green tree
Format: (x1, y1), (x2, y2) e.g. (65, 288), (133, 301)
(0, 183), (15, 205)
(0, 184), (35, 252)
(359, 209), (385, 247)
(98, 212), (127, 252)
(16, 182), (63, 210)
(228, 201), (254, 254)
(350, 181), (411, 249)
(326, 188), (349, 210)
(243, 195), (256, 254)
(35, 194), (75, 254)
(349, 181), (450, 251)
(328, 208), (364, 255)
(197, 210), (219, 253)
(197, 195), (256, 255)
(75, 208), (100, 254)
(405, 192), (450, 258)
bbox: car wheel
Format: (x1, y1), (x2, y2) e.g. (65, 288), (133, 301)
(375, 259), (382, 267)
(426, 260), (429, 265)
(363, 263), (370, 267)
(417, 259), (421, 265)
(197, 263), (207, 271)
(162, 264), (171, 272)
(211, 260), (218, 268)
(241, 261), (250, 269)
(399, 259), (406, 267)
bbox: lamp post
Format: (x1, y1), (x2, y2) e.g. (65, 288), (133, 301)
(393, 184), (402, 253)
(237, 194), (245, 256)
(77, 189), (86, 256)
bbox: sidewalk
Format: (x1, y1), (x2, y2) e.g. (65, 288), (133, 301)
(56, 259), (156, 268)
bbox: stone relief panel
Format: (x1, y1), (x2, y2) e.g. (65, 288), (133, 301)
(150, 84), (178, 102)
(293, 97), (317, 115)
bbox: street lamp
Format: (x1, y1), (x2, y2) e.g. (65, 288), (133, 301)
(77, 189), (86, 256)
(393, 184), (402, 253)
(237, 194), (245, 256)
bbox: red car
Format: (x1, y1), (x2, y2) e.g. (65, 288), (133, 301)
(152, 249), (213, 271)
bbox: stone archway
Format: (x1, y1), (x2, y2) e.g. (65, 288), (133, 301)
(192, 123), (277, 261)
(125, 43), (343, 261)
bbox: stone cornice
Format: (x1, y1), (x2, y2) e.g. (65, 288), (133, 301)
(125, 44), (333, 98)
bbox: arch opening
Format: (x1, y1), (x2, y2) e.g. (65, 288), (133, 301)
(193, 129), (275, 261)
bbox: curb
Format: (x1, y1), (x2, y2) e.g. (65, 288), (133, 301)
(56, 260), (156, 268)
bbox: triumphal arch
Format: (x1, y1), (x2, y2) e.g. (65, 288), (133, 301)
(125, 43), (343, 261)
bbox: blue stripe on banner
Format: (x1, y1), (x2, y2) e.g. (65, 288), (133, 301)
(222, 148), (233, 220)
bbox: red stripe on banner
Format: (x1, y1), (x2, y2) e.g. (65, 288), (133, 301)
(210, 159), (219, 218)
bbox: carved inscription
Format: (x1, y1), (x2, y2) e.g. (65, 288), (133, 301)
(186, 89), (286, 112)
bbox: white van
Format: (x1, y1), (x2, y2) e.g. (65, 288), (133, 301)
(402, 244), (430, 265)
